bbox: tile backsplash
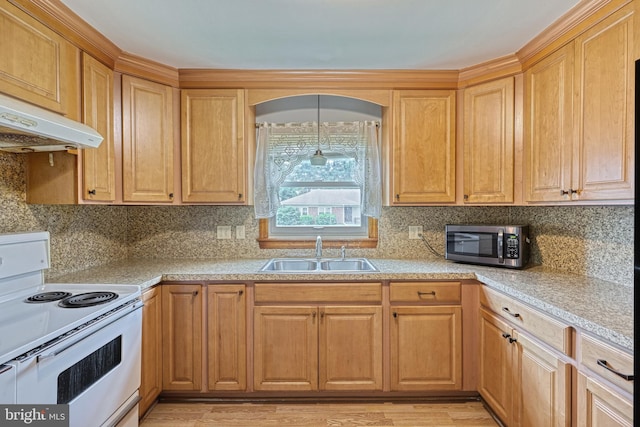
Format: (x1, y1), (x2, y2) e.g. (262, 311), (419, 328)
(1, 152), (634, 286)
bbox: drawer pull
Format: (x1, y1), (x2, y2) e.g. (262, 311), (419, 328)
(502, 307), (520, 318)
(597, 359), (634, 381)
(417, 291), (436, 297)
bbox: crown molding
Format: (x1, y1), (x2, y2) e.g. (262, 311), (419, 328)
(457, 54), (523, 88)
(9, 0), (121, 68)
(114, 53), (180, 87)
(179, 69), (461, 90)
(517, 0), (631, 68)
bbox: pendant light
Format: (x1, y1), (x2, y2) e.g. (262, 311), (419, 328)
(310, 95), (327, 166)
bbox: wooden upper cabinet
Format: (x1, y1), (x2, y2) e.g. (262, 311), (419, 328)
(525, 4), (635, 203)
(122, 75), (175, 203)
(82, 53), (115, 202)
(392, 90), (456, 204)
(181, 89), (246, 203)
(524, 43), (575, 202)
(463, 77), (514, 204)
(573, 4), (635, 201)
(0, 0), (78, 117)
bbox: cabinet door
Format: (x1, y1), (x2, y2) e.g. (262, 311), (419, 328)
(0, 0), (78, 116)
(122, 75), (175, 203)
(207, 285), (246, 391)
(573, 4), (634, 201)
(82, 53), (115, 202)
(389, 306), (462, 391)
(392, 90), (456, 204)
(319, 306), (382, 391)
(478, 308), (513, 425)
(463, 77), (514, 203)
(253, 306), (318, 391)
(140, 286), (162, 416)
(512, 331), (571, 427)
(577, 372), (633, 427)
(162, 284), (203, 391)
(524, 43), (574, 202)
(181, 89), (246, 203)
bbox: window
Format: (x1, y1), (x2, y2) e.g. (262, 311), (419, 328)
(271, 154), (368, 238)
(254, 112), (381, 248)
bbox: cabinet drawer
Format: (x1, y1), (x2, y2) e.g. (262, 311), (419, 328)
(480, 286), (572, 355)
(389, 282), (461, 304)
(579, 333), (633, 395)
(254, 283), (382, 303)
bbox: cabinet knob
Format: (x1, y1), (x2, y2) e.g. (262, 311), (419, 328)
(169, 193), (174, 199)
(463, 194), (469, 200)
(87, 189), (96, 195)
(238, 193), (243, 200)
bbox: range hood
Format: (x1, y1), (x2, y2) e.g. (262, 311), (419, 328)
(0, 93), (103, 153)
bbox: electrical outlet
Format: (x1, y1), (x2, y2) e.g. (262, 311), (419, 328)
(409, 226), (422, 240)
(217, 226), (232, 239)
(235, 225), (245, 239)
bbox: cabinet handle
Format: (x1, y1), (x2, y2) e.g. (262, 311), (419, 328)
(501, 333), (511, 339)
(417, 291), (436, 297)
(570, 189), (579, 195)
(312, 312), (317, 319)
(463, 194), (469, 200)
(560, 190), (569, 196)
(238, 193), (243, 200)
(509, 337), (518, 344)
(502, 307), (520, 318)
(395, 194), (400, 201)
(393, 312), (398, 318)
(87, 189), (96, 195)
(238, 290), (243, 296)
(597, 359), (634, 381)
(192, 290), (198, 296)
(320, 311), (324, 319)
(169, 193), (174, 199)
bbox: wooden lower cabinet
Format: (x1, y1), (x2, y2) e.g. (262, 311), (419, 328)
(253, 305), (383, 391)
(161, 284), (203, 391)
(207, 285), (246, 391)
(576, 372), (633, 427)
(389, 306), (462, 391)
(479, 308), (571, 427)
(140, 286), (162, 416)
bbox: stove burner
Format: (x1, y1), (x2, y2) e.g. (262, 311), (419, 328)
(58, 292), (118, 308)
(25, 291), (73, 303)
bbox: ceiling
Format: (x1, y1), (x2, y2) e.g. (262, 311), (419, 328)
(60, 0), (581, 70)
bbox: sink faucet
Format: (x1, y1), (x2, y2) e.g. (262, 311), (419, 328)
(315, 235), (322, 258)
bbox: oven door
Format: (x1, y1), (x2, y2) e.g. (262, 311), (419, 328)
(0, 364), (16, 403)
(14, 306), (141, 427)
(445, 229), (502, 265)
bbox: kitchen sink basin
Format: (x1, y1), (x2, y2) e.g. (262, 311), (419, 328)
(260, 257), (378, 273)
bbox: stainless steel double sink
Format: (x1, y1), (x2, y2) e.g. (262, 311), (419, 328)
(260, 257), (378, 273)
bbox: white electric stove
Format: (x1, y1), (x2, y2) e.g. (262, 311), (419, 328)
(0, 231), (142, 427)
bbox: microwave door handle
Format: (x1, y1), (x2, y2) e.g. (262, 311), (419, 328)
(497, 229), (504, 264)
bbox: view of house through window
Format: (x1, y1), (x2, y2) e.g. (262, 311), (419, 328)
(273, 155), (368, 237)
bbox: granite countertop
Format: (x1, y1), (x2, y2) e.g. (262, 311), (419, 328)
(49, 258), (634, 352)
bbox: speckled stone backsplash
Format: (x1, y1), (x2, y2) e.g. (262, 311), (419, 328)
(1, 152), (633, 286)
(0, 153), (129, 278)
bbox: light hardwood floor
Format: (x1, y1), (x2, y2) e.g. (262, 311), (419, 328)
(140, 401), (500, 426)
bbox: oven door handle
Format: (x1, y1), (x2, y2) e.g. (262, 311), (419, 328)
(497, 229), (504, 264)
(36, 303), (141, 363)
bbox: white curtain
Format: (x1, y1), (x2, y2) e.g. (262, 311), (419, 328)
(253, 120), (381, 219)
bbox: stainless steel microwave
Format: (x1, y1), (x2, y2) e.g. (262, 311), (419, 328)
(445, 224), (530, 269)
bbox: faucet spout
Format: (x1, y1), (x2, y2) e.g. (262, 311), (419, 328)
(315, 236), (323, 258)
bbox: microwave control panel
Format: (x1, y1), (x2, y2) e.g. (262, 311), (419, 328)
(505, 234), (520, 259)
